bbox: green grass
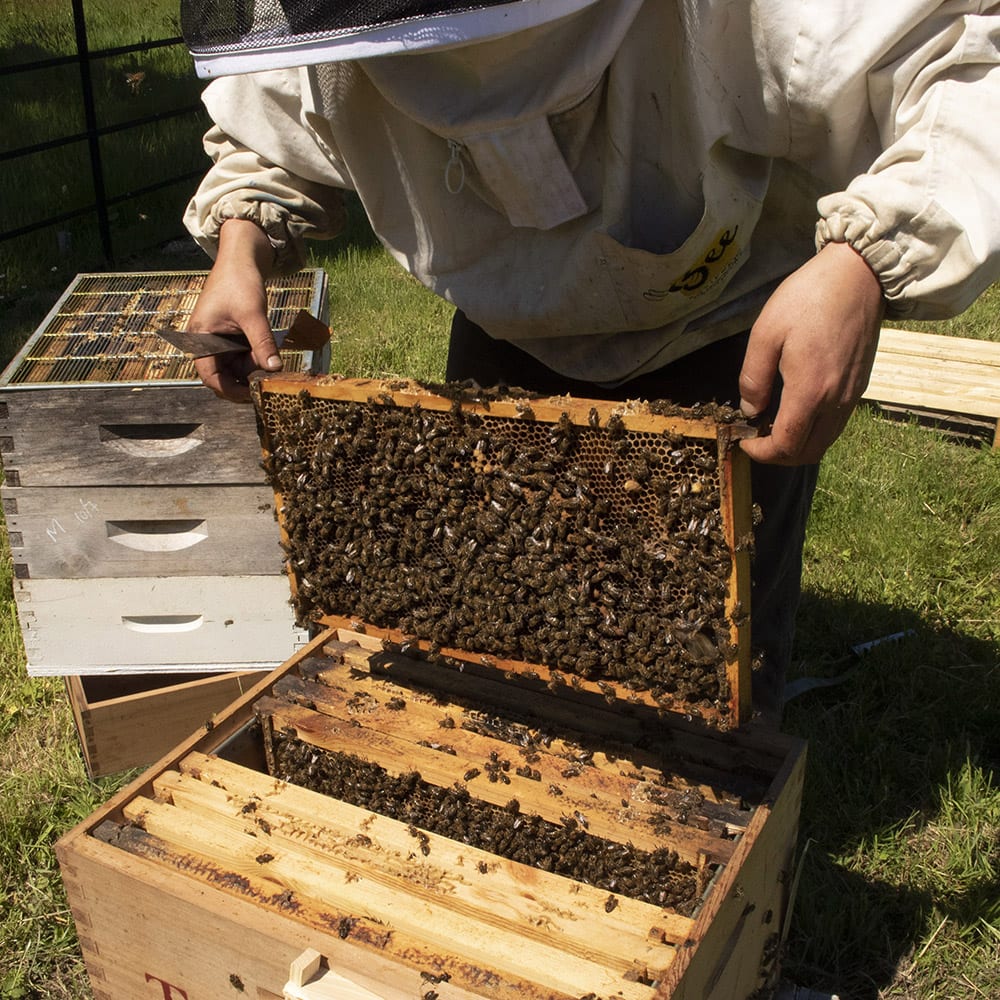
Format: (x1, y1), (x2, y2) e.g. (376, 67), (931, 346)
(317, 198), (452, 382)
(782, 394), (1000, 998)
(891, 281), (1000, 341)
(0, 531), (135, 999)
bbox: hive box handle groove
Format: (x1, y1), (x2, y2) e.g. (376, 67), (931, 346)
(98, 423), (204, 457)
(106, 519), (208, 552)
(121, 614), (204, 634)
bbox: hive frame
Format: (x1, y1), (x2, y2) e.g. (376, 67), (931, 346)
(252, 374), (755, 728)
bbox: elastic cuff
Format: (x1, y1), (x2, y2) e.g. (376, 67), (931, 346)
(205, 197), (306, 272)
(815, 204), (918, 318)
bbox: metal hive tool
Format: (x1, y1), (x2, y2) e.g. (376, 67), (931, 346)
(252, 374), (757, 728)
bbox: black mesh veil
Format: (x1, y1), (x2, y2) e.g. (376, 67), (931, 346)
(183, 0), (512, 49)
(181, 0), (596, 77)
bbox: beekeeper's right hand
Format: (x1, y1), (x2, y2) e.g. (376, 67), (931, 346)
(188, 219), (282, 404)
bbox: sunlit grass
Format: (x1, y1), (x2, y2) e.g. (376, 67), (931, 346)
(0, 0), (207, 314)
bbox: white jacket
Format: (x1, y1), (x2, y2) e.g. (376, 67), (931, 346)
(184, 0), (1000, 383)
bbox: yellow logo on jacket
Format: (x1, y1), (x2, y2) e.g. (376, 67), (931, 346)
(643, 227), (741, 301)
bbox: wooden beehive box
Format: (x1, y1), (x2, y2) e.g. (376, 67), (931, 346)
(64, 670), (268, 776)
(56, 376), (806, 1000)
(0, 269), (324, 676)
(0, 270), (325, 771)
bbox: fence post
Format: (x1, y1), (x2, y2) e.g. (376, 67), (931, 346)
(71, 0), (114, 263)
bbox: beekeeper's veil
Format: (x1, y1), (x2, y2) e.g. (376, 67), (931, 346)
(182, 0), (601, 77)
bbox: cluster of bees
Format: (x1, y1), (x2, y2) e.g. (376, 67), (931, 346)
(271, 734), (701, 913)
(257, 382), (744, 713)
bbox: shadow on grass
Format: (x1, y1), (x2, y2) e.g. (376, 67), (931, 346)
(780, 591), (1000, 998)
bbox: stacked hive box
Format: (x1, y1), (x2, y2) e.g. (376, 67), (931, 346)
(0, 271), (326, 773)
(58, 376), (806, 999)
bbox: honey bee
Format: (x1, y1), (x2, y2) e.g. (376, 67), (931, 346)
(597, 680), (617, 704)
(421, 972), (450, 985)
(124, 70), (146, 95)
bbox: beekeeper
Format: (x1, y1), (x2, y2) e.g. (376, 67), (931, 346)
(181, 0), (1000, 721)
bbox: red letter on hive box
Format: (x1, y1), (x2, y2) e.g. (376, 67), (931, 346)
(145, 973), (189, 999)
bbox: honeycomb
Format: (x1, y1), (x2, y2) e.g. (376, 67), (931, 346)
(253, 377), (751, 723)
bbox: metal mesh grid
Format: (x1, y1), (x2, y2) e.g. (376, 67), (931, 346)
(183, 0), (514, 55)
(254, 378), (750, 725)
(2, 270), (325, 386)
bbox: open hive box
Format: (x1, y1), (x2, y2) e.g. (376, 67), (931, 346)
(57, 375), (806, 1000)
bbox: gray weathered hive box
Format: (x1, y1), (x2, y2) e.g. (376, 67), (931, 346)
(0, 270), (327, 772)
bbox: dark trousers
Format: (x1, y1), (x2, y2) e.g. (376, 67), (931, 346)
(446, 311), (818, 722)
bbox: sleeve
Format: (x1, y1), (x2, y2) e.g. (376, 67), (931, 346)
(183, 70), (349, 272)
(813, 3), (1000, 319)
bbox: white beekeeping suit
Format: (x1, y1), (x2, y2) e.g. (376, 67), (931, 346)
(183, 0), (1000, 385)
(177, 0), (1000, 722)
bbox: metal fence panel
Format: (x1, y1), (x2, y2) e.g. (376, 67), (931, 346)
(1, 0), (206, 265)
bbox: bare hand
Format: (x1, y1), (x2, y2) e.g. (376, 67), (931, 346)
(739, 241), (885, 465)
(188, 219), (281, 403)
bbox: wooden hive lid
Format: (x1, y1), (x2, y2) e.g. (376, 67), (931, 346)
(251, 373), (757, 729)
